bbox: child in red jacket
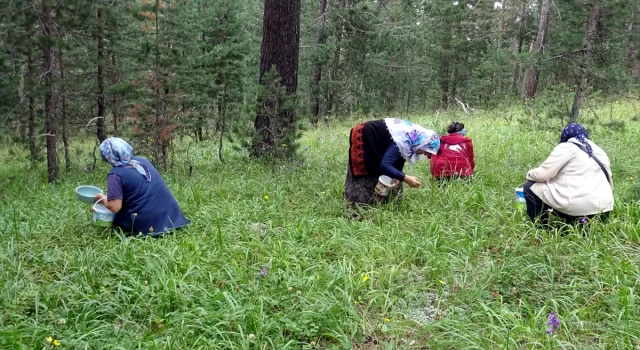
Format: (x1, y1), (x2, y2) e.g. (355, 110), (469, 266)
(429, 122), (475, 180)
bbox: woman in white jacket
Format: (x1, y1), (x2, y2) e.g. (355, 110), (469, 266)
(524, 123), (613, 227)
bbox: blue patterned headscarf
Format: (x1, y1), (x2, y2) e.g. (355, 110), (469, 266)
(384, 118), (440, 165)
(560, 123), (592, 157)
(99, 137), (151, 181)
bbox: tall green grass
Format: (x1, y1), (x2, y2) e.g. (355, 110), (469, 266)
(1, 101), (640, 349)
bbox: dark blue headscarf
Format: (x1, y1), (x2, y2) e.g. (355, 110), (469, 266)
(560, 123), (592, 157)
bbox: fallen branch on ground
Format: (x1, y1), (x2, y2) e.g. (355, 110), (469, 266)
(453, 97), (474, 113)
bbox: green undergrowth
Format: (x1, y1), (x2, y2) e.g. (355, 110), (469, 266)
(1, 101), (640, 349)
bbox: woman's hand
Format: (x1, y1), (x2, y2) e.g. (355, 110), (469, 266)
(404, 175), (422, 188)
(95, 193), (107, 203)
(94, 193), (122, 213)
(392, 178), (401, 188)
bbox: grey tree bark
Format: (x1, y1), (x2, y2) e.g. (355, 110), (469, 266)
(253, 0), (301, 156)
(96, 7), (106, 143)
(42, 0), (59, 182)
(310, 0), (328, 122)
(521, 0), (551, 101)
(570, 0), (601, 123)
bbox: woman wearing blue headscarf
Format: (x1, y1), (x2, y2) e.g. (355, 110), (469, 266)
(94, 138), (190, 236)
(523, 123), (613, 227)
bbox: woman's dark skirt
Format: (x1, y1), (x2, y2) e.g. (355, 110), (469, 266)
(344, 165), (403, 206)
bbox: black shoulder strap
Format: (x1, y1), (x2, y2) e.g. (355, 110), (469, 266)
(571, 142), (612, 187)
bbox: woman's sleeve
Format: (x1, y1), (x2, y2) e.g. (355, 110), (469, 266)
(380, 144), (406, 180)
(468, 141), (475, 170)
(107, 174), (124, 200)
(526, 144), (573, 182)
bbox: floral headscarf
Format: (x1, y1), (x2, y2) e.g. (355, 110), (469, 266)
(560, 123), (592, 157)
(99, 137), (151, 181)
(384, 118), (440, 165)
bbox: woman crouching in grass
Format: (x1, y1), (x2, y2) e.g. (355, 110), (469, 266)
(524, 123), (613, 228)
(429, 121), (475, 181)
(94, 137), (190, 237)
(344, 118), (440, 205)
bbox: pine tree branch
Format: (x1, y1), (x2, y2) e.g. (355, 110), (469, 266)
(343, 46), (425, 70)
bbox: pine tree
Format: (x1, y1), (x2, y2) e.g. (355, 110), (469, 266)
(41, 0), (59, 181)
(253, 0), (302, 158)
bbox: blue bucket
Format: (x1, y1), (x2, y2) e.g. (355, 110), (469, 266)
(515, 187), (525, 210)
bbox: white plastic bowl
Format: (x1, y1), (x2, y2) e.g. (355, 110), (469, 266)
(76, 185), (103, 204)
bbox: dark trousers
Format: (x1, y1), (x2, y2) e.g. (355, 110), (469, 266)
(523, 181), (609, 228)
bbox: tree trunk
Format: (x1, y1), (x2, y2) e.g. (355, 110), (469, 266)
(27, 48), (37, 163)
(111, 53), (119, 136)
(632, 10), (640, 84)
(55, 0), (70, 171)
(439, 57), (450, 108)
(27, 99), (37, 162)
(42, 0), (58, 182)
(218, 86), (228, 162)
(512, 1), (527, 93)
(96, 7), (106, 143)
(253, 0), (301, 156)
(310, 0), (328, 122)
(326, 0), (346, 115)
(496, 0), (506, 52)
(217, 0), (229, 161)
(155, 0), (162, 164)
(439, 24), (453, 109)
(154, 0), (167, 168)
(201, 4), (207, 68)
(521, 0), (551, 101)
(406, 74), (412, 114)
(570, 0), (601, 123)
(450, 65), (458, 107)
(58, 49), (71, 171)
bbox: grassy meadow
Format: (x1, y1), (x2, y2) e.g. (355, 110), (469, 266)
(2, 101), (640, 349)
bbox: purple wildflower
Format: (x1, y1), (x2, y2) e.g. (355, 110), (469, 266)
(580, 217), (588, 224)
(546, 312), (560, 334)
(260, 265), (268, 276)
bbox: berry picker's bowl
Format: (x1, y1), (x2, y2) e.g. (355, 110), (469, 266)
(76, 185), (103, 204)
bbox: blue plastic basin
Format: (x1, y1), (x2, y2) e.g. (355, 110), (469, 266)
(76, 185), (103, 204)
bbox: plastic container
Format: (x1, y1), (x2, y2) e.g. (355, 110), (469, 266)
(76, 186), (103, 204)
(515, 187), (526, 210)
(92, 202), (115, 227)
(375, 175), (394, 196)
